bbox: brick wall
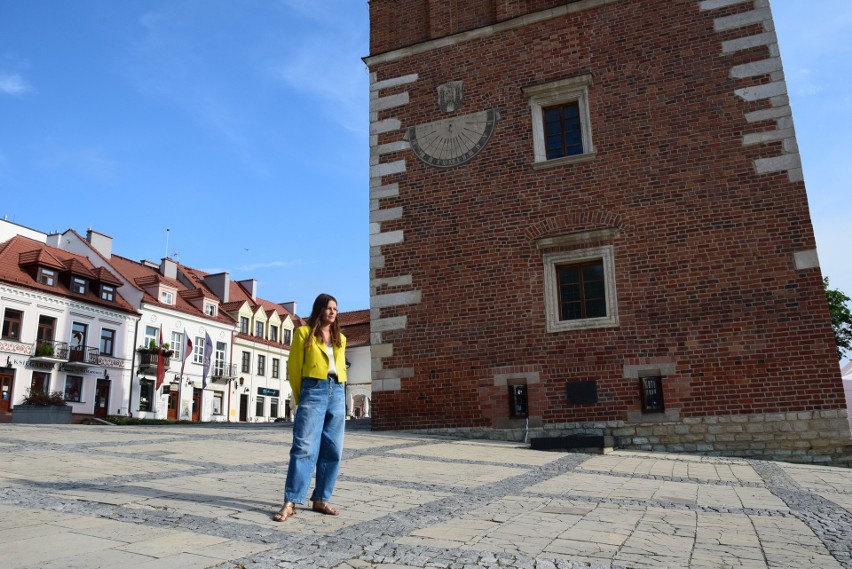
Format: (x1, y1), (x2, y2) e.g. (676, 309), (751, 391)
(366, 0), (852, 463)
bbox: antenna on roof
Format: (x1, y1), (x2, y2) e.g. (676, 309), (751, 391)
(165, 228), (170, 259)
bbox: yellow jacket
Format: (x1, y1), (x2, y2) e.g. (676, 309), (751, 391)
(287, 324), (347, 405)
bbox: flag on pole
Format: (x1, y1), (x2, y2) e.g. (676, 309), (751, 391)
(180, 328), (192, 380)
(155, 324), (166, 391)
(202, 332), (213, 389)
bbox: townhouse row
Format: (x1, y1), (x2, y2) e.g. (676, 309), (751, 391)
(0, 219), (371, 423)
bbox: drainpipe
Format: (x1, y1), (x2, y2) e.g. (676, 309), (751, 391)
(127, 316), (141, 418)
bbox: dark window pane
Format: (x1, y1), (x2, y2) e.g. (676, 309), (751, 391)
(561, 283), (581, 302)
(584, 281), (605, 299)
(558, 266), (580, 283)
(544, 108), (561, 122)
(545, 121), (563, 135)
(583, 263), (604, 281)
(543, 102), (584, 160)
(546, 134), (563, 148)
(561, 302), (581, 321)
(586, 299), (607, 318)
(556, 259), (607, 321)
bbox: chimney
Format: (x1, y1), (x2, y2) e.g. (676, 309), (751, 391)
(238, 279), (258, 301)
(86, 229), (113, 259)
(160, 257), (178, 280)
(204, 272), (230, 303)
(281, 301), (297, 316)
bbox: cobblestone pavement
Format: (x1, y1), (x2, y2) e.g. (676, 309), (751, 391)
(1, 423), (851, 568)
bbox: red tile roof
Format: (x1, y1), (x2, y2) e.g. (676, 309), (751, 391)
(107, 254), (236, 326)
(91, 266), (123, 286)
(62, 258), (97, 279)
(18, 247), (65, 270)
(0, 235), (139, 315)
(339, 309), (370, 347)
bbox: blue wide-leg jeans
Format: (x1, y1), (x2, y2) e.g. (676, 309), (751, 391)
(284, 376), (345, 504)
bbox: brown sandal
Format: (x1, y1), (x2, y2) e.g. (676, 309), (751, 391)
(311, 500), (340, 516)
(273, 502), (297, 522)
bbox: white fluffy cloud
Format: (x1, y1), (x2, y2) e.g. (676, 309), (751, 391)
(0, 73), (32, 95)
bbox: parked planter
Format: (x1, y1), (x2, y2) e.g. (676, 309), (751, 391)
(12, 405), (73, 424)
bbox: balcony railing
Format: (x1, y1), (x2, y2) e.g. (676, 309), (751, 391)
(67, 346), (100, 367)
(137, 351), (172, 372)
(211, 362), (237, 379)
(31, 340), (69, 362)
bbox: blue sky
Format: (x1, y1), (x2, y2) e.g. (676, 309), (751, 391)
(1, 1), (850, 316)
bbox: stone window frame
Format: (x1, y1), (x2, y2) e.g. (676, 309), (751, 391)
(543, 245), (619, 333)
(624, 362), (678, 423)
(523, 74), (596, 168)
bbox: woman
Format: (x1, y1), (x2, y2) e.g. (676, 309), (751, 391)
(274, 293), (347, 522)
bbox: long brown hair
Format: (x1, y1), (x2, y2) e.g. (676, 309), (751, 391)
(306, 293), (341, 348)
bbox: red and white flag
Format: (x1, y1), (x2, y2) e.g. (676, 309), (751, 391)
(180, 328), (193, 379)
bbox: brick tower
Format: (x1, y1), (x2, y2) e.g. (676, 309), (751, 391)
(365, 0), (851, 464)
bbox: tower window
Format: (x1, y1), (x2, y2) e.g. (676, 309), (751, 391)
(640, 376), (665, 413)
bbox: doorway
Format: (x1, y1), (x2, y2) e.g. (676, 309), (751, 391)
(94, 379), (110, 418)
(167, 390), (178, 420)
(239, 393), (248, 422)
(0, 372), (14, 414)
(191, 388), (202, 422)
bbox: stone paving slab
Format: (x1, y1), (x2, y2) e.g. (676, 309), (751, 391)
(0, 423), (850, 568)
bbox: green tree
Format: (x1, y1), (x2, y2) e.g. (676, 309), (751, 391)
(824, 277), (852, 360)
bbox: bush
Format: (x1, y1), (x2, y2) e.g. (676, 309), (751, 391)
(35, 343), (55, 357)
(22, 390), (67, 407)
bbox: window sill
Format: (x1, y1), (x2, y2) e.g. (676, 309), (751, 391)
(546, 316), (619, 333)
(532, 151), (597, 170)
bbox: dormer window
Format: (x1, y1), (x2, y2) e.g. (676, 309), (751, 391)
(101, 284), (116, 302)
(38, 268), (56, 286)
(204, 303), (217, 316)
(255, 321), (264, 338)
(71, 276), (88, 294)
(240, 317), (249, 334)
(270, 325), (279, 342)
(160, 290), (175, 305)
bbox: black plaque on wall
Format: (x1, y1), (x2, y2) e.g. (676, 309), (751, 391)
(566, 380), (598, 404)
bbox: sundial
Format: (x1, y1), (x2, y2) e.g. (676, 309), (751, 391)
(405, 109), (499, 168)
(404, 81), (499, 168)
